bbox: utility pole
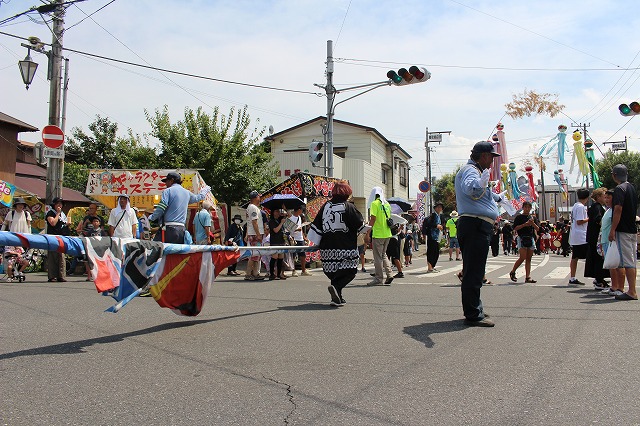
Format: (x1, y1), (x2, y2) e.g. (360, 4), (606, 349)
(537, 157), (547, 221)
(46, 0), (65, 205)
(425, 128), (451, 213)
(325, 40), (335, 177)
(571, 122), (591, 190)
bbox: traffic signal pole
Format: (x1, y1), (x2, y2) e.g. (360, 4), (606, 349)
(317, 40), (430, 178)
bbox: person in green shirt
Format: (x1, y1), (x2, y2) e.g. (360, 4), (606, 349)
(365, 187), (394, 285)
(446, 211), (461, 261)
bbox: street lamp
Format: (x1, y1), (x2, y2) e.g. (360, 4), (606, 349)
(18, 48), (38, 90)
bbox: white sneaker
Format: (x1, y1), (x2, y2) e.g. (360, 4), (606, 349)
(601, 288), (613, 294)
(301, 271), (313, 276)
(291, 271), (299, 277)
(612, 290), (624, 297)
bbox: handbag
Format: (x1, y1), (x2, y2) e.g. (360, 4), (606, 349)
(603, 240), (621, 269)
(381, 203), (399, 234)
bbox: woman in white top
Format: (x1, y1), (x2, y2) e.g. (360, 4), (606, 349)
(2, 197), (32, 233)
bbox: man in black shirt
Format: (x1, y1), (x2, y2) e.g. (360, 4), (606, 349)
(501, 221), (513, 255)
(609, 164), (638, 301)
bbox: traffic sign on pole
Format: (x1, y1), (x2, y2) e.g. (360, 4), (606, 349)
(42, 125), (64, 149)
(43, 147), (64, 159)
(418, 180), (431, 193)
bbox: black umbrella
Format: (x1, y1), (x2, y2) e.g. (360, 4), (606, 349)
(261, 194), (305, 211)
(387, 197), (412, 212)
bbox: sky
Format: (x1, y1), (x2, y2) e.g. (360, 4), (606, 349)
(2, 0), (640, 194)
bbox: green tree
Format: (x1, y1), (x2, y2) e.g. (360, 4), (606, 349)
(146, 105), (278, 206)
(432, 168), (459, 213)
(595, 150), (640, 203)
(63, 116), (158, 192)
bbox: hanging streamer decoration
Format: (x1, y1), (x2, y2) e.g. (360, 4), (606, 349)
(508, 162), (521, 199)
(490, 123), (509, 181)
(525, 165), (538, 201)
(553, 170), (567, 200)
(500, 163), (510, 198)
(559, 169), (569, 200)
(584, 139), (602, 188)
(537, 124), (569, 165)
(569, 130), (590, 183)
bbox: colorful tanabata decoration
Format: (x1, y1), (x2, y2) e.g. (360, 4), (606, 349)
(525, 165), (537, 201)
(559, 169), (568, 199)
(500, 163), (509, 197)
(570, 130), (590, 182)
(584, 139), (602, 188)
(491, 122), (509, 181)
(538, 124), (569, 165)
(554, 170), (567, 200)
(508, 162), (521, 199)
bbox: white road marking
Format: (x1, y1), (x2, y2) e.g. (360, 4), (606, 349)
(543, 266), (571, 279)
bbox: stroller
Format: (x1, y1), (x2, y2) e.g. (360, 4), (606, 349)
(3, 246), (29, 282)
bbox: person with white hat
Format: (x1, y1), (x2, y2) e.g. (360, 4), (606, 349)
(1, 197), (31, 233)
(445, 210), (461, 261)
(107, 194), (137, 238)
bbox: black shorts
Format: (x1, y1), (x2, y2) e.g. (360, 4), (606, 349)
(571, 243), (588, 259)
(386, 237), (400, 261)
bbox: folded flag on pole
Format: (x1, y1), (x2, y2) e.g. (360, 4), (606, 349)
(148, 250), (237, 316)
(0, 231), (317, 316)
(82, 237), (239, 316)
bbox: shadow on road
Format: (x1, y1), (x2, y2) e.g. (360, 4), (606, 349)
(0, 309), (279, 360)
(277, 302), (333, 311)
(580, 298), (622, 305)
(403, 319), (467, 349)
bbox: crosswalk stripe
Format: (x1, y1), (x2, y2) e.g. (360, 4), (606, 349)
(544, 266), (571, 279)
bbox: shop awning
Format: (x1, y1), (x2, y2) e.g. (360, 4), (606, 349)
(14, 175), (92, 203)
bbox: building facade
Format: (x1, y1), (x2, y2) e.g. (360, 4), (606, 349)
(266, 117), (412, 214)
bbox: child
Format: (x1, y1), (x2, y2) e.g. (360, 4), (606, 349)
(404, 230), (413, 266)
(4, 246), (28, 281)
(82, 218), (108, 281)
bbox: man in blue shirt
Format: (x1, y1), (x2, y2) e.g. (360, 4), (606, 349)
(193, 201), (214, 245)
(149, 171), (210, 244)
(455, 141), (502, 327)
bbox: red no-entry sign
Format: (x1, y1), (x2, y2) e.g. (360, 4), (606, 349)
(42, 125), (64, 149)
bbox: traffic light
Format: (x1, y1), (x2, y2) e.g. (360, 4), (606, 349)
(387, 66), (431, 86)
(619, 101), (640, 116)
(309, 140), (323, 164)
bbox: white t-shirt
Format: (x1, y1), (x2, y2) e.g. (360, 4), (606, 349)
(107, 208), (138, 238)
(289, 214), (304, 241)
(4, 210), (32, 233)
(245, 203), (264, 236)
(569, 202), (587, 246)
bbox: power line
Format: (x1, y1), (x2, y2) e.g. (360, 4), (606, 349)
(578, 49), (640, 123)
(0, 29), (322, 95)
(447, 0), (621, 68)
(65, 0), (115, 32)
(333, 0), (352, 51)
(337, 58), (634, 72)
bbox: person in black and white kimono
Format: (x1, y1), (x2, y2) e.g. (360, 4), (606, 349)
(308, 180), (365, 307)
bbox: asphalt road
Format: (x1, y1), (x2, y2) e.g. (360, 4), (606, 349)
(1, 252), (639, 425)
